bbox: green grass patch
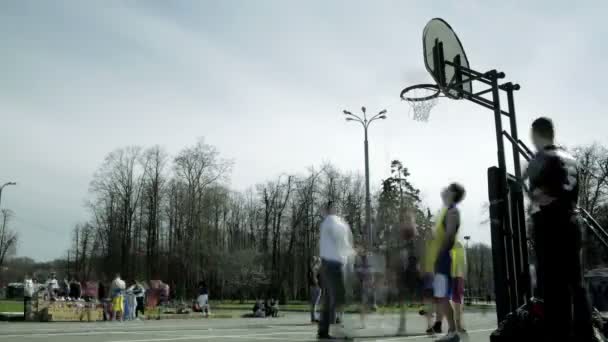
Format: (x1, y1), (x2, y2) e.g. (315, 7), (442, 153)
(0, 300), (23, 313)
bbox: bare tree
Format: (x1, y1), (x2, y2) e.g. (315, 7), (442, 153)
(0, 209), (18, 269)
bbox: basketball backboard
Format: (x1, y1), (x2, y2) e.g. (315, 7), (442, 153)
(423, 18), (472, 99)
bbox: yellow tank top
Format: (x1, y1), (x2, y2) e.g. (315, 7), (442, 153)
(424, 207), (460, 273)
(451, 241), (466, 278)
(424, 208), (448, 273)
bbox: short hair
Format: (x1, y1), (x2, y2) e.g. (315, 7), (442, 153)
(531, 117), (554, 140)
(448, 183), (466, 204)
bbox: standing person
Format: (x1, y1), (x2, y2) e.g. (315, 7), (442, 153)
(394, 208), (420, 336)
(98, 280), (108, 321)
(46, 273), (59, 300)
(23, 274), (34, 320)
(421, 231), (439, 335)
(125, 282), (137, 321)
(355, 248), (373, 329)
(133, 282), (146, 319)
(317, 201), (355, 340)
(309, 257), (322, 323)
(524, 117), (594, 341)
(197, 281), (210, 318)
(450, 241), (467, 333)
(69, 278), (82, 300)
(111, 274), (126, 321)
(431, 183), (466, 342)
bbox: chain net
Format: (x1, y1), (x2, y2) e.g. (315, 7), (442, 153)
(404, 87), (439, 122)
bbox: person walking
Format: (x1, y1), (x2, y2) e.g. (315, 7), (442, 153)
(317, 201), (355, 340)
(524, 117), (594, 341)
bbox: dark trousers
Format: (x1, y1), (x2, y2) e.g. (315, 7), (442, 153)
(318, 259), (345, 336)
(136, 297), (145, 317)
(23, 296), (32, 320)
(533, 209), (593, 340)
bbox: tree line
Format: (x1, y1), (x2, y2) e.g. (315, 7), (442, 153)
(3, 140), (607, 303)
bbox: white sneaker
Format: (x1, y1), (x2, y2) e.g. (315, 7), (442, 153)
(331, 324), (349, 339)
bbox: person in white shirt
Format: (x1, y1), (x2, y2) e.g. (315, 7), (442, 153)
(24, 275), (35, 320)
(317, 201), (355, 340)
(46, 273), (59, 299)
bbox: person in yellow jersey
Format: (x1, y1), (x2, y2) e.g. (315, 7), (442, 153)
(433, 183), (466, 342)
(450, 241), (467, 333)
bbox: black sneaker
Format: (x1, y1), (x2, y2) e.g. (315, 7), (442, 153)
(317, 333), (336, 340)
(426, 327), (435, 335)
(433, 321), (442, 334)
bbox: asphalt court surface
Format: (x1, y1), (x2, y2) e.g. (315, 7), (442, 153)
(0, 312), (496, 342)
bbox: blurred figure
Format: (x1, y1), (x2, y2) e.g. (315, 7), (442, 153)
(23, 274), (34, 320)
(394, 208), (420, 335)
(309, 257), (322, 323)
(69, 278), (82, 300)
(317, 201), (355, 340)
(133, 282), (146, 319)
(46, 273), (59, 300)
(111, 274), (126, 321)
(421, 231), (439, 334)
(355, 248), (373, 329)
(197, 280), (210, 318)
(450, 241), (467, 333)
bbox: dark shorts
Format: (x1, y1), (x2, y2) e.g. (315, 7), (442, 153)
(398, 269), (420, 298)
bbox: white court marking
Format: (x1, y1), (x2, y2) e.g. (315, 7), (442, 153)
(107, 331), (313, 342)
(375, 328), (496, 341)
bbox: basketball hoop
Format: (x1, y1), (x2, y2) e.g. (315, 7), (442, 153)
(400, 84), (441, 122)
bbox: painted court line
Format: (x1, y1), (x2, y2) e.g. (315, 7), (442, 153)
(107, 331), (313, 342)
(374, 328), (496, 341)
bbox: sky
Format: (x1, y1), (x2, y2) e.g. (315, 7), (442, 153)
(1, 0), (607, 261)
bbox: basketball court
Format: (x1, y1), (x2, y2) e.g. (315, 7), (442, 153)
(0, 312), (496, 342)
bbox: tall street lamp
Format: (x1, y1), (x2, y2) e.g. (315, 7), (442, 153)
(343, 107), (387, 253)
(464, 235), (471, 301)
(0, 182), (17, 209)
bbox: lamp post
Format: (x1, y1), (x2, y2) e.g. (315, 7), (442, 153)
(0, 182), (17, 209)
(464, 235), (471, 301)
(343, 107), (387, 253)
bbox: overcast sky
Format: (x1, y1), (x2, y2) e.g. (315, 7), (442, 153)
(2, 0), (607, 261)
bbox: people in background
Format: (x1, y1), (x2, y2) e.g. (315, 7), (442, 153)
(69, 278), (82, 300)
(98, 280), (109, 321)
(46, 273), (59, 300)
(133, 282), (146, 319)
(197, 281), (210, 318)
(111, 274), (126, 321)
(125, 282), (137, 321)
(23, 274), (35, 320)
(253, 299), (265, 317)
(61, 278), (70, 298)
(309, 257), (322, 323)
(270, 298), (279, 318)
